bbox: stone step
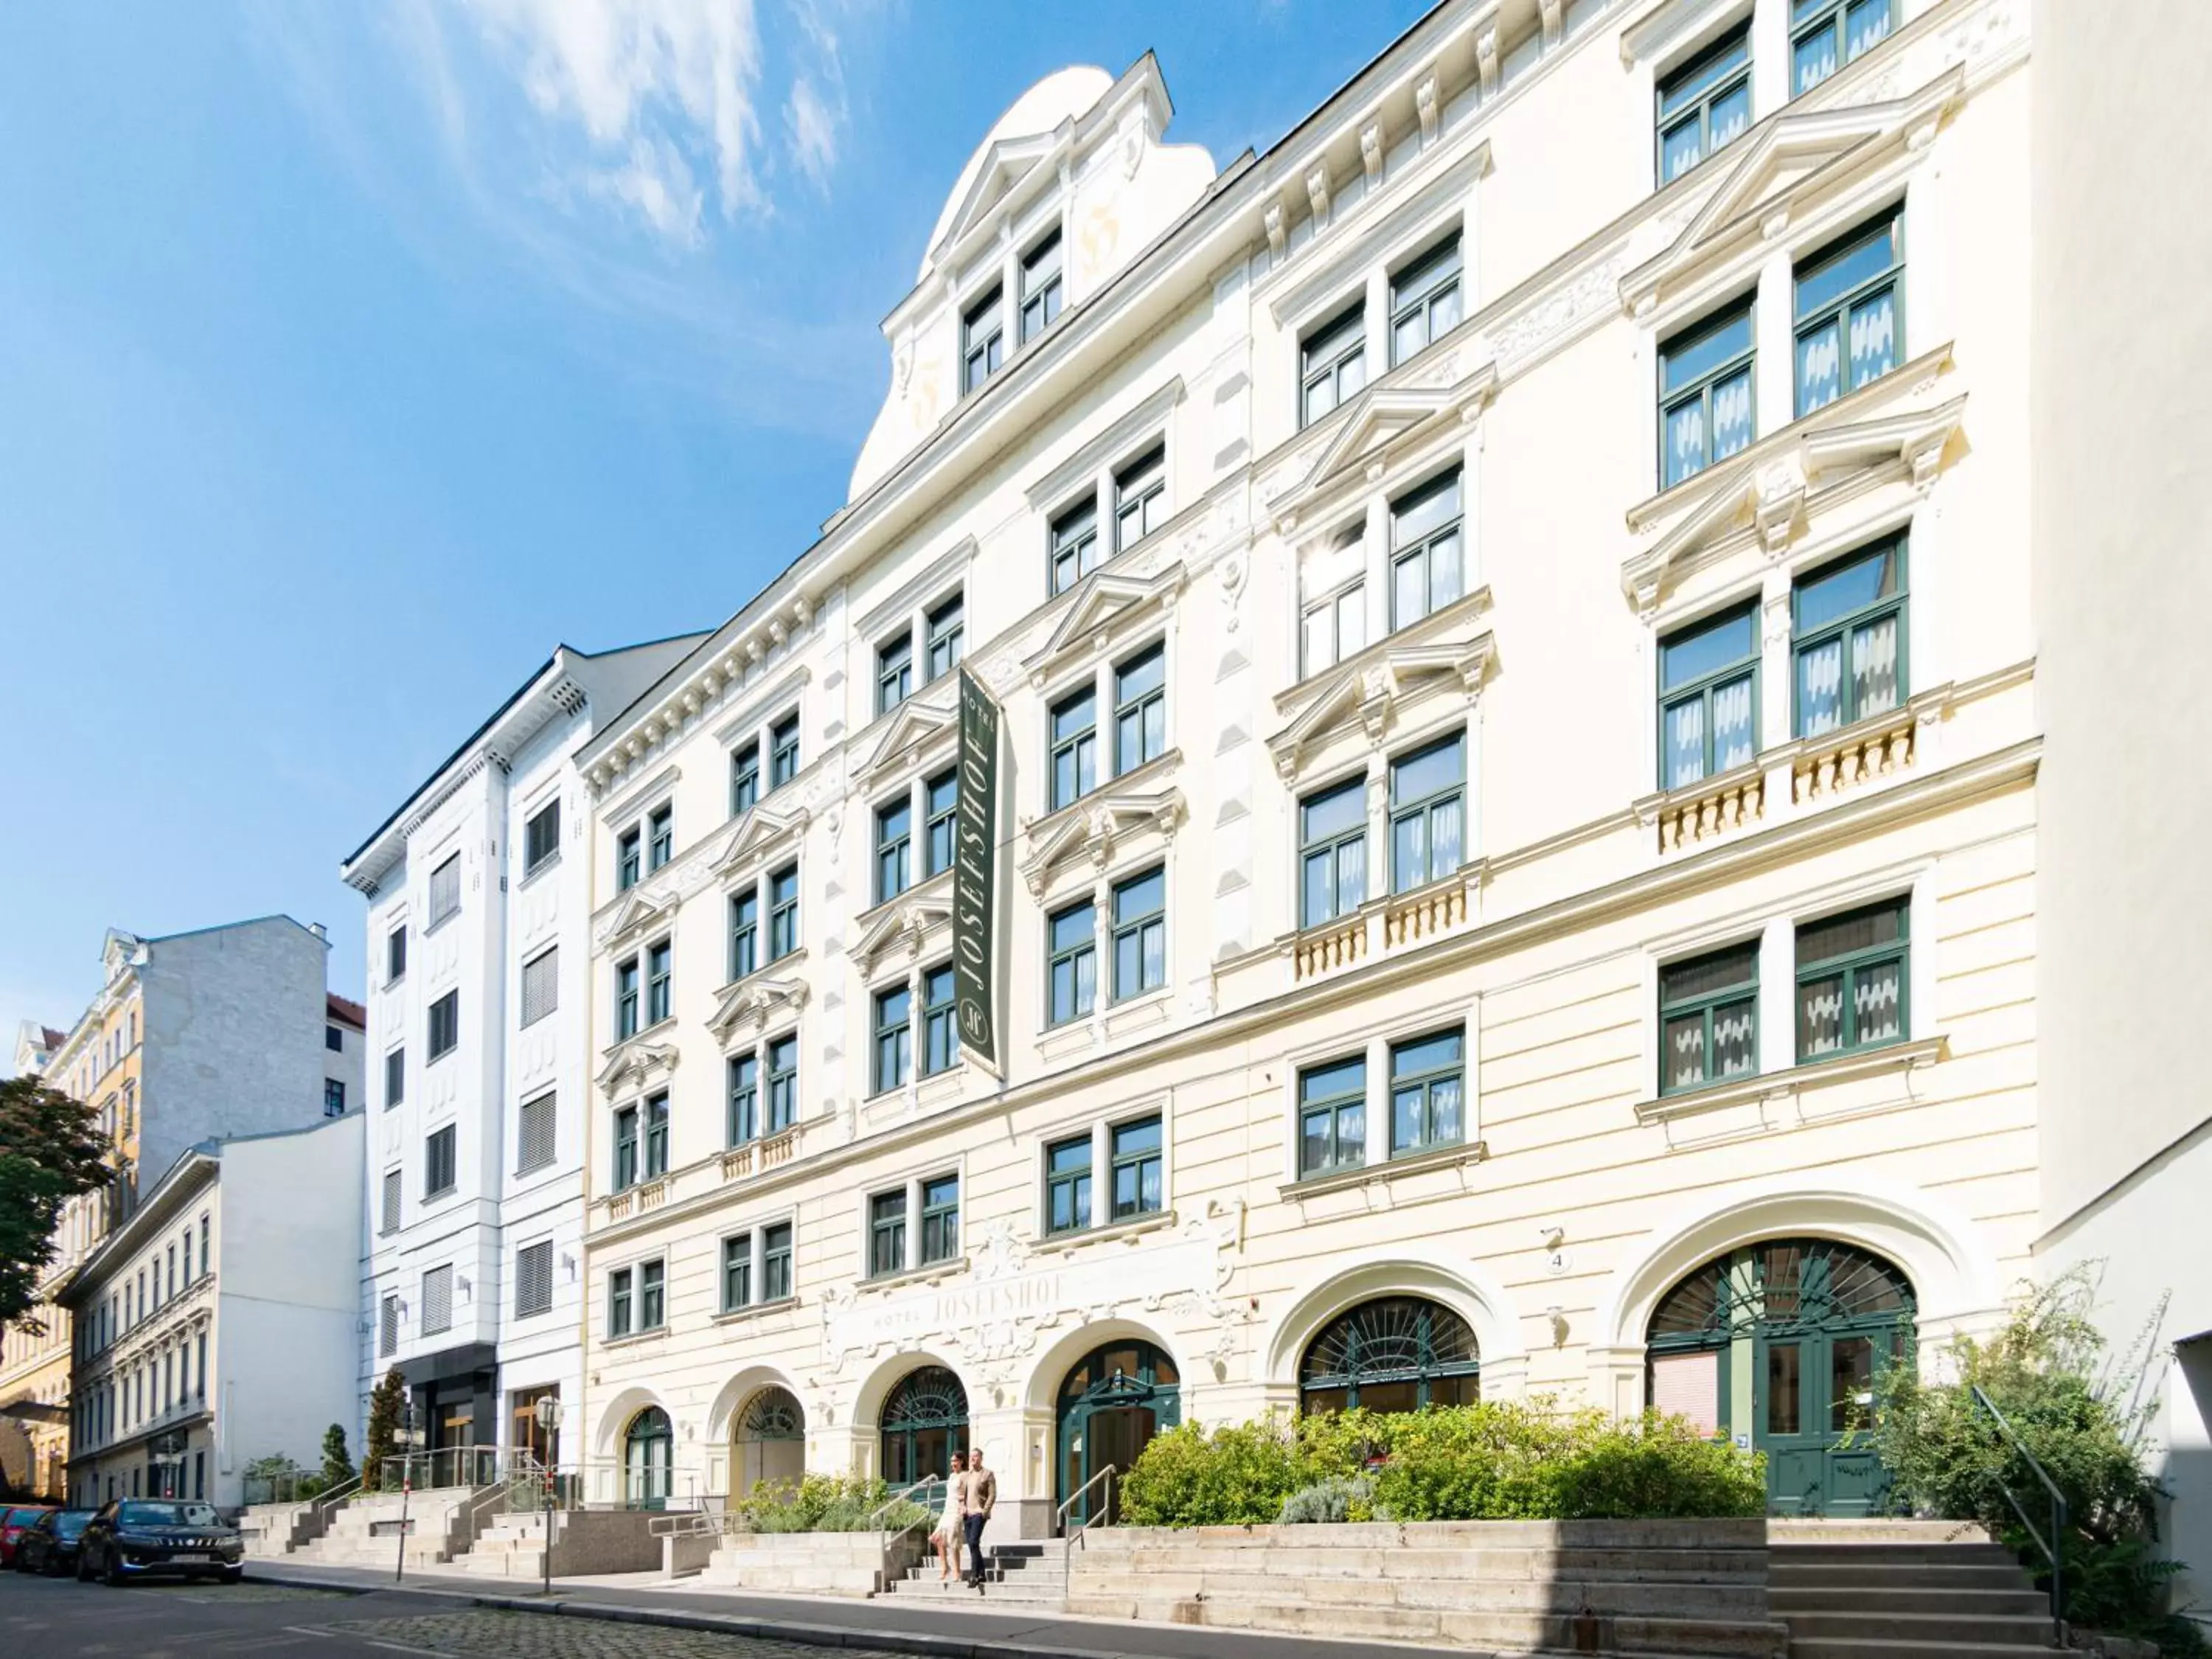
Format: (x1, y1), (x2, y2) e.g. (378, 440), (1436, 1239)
(1784, 1613), (2057, 1644)
(1070, 1596), (1782, 1656)
(1092, 1545), (1765, 1584)
(1772, 1588), (2048, 1618)
(886, 1579), (1068, 1605)
(1772, 1543), (2019, 1565)
(1068, 1567), (1764, 1617)
(1789, 1641), (2061, 1659)
(1769, 1520), (1994, 1545)
(1771, 1562), (2031, 1590)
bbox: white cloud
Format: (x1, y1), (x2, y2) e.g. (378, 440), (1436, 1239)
(785, 74), (838, 190)
(582, 132), (709, 244)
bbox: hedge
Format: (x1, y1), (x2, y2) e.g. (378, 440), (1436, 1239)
(737, 1473), (933, 1534)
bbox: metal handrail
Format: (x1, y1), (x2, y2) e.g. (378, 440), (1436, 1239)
(309, 1472), (361, 1529)
(1057, 1463), (1116, 1577)
(872, 1476), (947, 1585)
(1970, 1384), (2069, 1641)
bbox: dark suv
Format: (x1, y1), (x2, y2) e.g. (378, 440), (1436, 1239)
(14, 1509), (95, 1576)
(77, 1500), (244, 1585)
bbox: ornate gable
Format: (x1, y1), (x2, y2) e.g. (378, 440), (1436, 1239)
(851, 884), (956, 976)
(707, 969), (810, 1045)
(1270, 368), (1498, 525)
(931, 134), (1056, 267)
(1027, 563), (1185, 682)
(856, 689), (958, 788)
(710, 799), (810, 882)
(1020, 788), (1185, 896)
(1267, 633), (1494, 781)
(594, 887), (680, 953)
(597, 1038), (680, 1099)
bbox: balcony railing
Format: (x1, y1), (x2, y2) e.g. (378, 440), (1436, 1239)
(1792, 711), (1916, 804)
(721, 1123), (801, 1183)
(1291, 872), (1476, 984)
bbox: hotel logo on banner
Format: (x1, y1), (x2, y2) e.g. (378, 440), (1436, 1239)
(953, 668), (1002, 1071)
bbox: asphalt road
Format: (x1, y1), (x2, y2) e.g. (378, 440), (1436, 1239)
(0, 1569), (931, 1658)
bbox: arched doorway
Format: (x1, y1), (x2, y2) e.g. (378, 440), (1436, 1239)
(1298, 1295), (1481, 1414)
(622, 1407), (672, 1511)
(1645, 1237), (1914, 1516)
(732, 1387), (805, 1494)
(880, 1366), (967, 1486)
(1056, 1340), (1179, 1526)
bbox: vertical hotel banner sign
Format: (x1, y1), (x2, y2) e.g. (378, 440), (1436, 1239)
(953, 668), (1002, 1072)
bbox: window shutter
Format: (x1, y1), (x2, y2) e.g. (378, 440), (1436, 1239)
(516, 1242), (553, 1318)
(422, 1265), (453, 1335)
(521, 948), (558, 1028)
(429, 854), (462, 926)
(380, 1169), (400, 1234)
(379, 1295), (399, 1356)
(518, 1094), (556, 1173)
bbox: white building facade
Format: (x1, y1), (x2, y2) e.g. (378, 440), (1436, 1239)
(572, 0), (2037, 1536)
(341, 638), (702, 1472)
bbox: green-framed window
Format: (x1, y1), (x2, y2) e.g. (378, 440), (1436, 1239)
(613, 1106), (639, 1192)
(616, 827), (641, 892)
(1300, 774), (1368, 928)
(1050, 496), (1099, 596)
(1660, 942), (1760, 1095)
(1794, 536), (1907, 737)
(765, 1036), (798, 1133)
(961, 285), (1004, 396)
(1047, 900), (1096, 1027)
(1114, 445), (1166, 552)
(1110, 866), (1166, 1002)
(729, 890), (758, 982)
(647, 805), (673, 872)
(1389, 468), (1464, 630)
(1792, 0), (1893, 94)
(925, 769), (959, 877)
(1050, 684), (1097, 810)
(720, 1233), (753, 1312)
(731, 741), (759, 818)
(920, 1173), (960, 1264)
(762, 1222), (793, 1301)
(926, 594), (964, 681)
(645, 939), (672, 1026)
(607, 1267), (633, 1337)
(1388, 1029), (1464, 1158)
(869, 1191), (907, 1279)
(1390, 234), (1462, 366)
(1658, 24), (1751, 184)
(1796, 899), (1908, 1060)
(875, 797), (911, 904)
(727, 1054), (758, 1146)
(877, 632), (914, 715)
(1020, 229), (1063, 343)
(643, 1092), (669, 1178)
(873, 983), (912, 1095)
(616, 958), (640, 1040)
(770, 714), (800, 787)
(1111, 1116), (1164, 1220)
(768, 864), (800, 960)
(1659, 605), (1759, 789)
(1298, 1055), (1367, 1178)
(1660, 299), (1755, 488)
(639, 1259), (664, 1329)
(1046, 1133), (1093, 1234)
(922, 964), (961, 1076)
(1388, 733), (1465, 894)
(1301, 302), (1366, 428)
(1795, 206), (1902, 414)
(1114, 643), (1166, 774)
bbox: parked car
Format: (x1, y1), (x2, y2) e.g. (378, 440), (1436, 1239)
(0, 1506), (55, 1568)
(76, 1500), (244, 1585)
(13, 1509), (94, 1576)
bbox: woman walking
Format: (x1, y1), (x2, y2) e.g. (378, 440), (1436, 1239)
(931, 1451), (967, 1583)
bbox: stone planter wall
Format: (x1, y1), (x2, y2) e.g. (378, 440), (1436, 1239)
(698, 1528), (929, 1598)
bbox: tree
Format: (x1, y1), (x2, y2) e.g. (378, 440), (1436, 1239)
(0, 1077), (112, 1332)
(363, 1369), (406, 1492)
(320, 1423), (355, 1490)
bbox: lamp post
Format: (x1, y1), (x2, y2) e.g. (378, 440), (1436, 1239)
(395, 1398), (418, 1585)
(532, 1394), (565, 1599)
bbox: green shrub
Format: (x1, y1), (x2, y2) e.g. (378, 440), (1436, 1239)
(737, 1473), (930, 1534)
(1120, 1418), (1304, 1526)
(1277, 1474), (1382, 1525)
(1543, 1414), (1768, 1520)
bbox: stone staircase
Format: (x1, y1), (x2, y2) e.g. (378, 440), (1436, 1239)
(288, 1486), (486, 1571)
(883, 1540), (1069, 1606)
(698, 1528), (929, 1598)
(460, 1512), (554, 1578)
(1769, 1520), (2062, 1659)
(236, 1498), (332, 1559)
(459, 1508), (663, 1579)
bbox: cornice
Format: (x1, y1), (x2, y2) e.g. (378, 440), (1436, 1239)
(707, 962), (811, 1046)
(850, 880), (955, 977)
(1026, 562), (1187, 686)
(1020, 779), (1186, 897)
(595, 1036), (681, 1100)
(1267, 361), (1498, 530)
(1262, 138), (1493, 330)
(853, 685), (961, 794)
(1268, 630), (1495, 783)
(598, 764), (682, 830)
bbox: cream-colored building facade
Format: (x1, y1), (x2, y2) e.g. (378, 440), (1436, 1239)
(573, 0), (2035, 1535)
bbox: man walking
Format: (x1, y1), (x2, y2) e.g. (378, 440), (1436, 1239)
(961, 1448), (995, 1591)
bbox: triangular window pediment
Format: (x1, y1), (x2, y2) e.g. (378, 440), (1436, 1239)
(1020, 787), (1185, 897)
(1267, 632), (1494, 782)
(1271, 373), (1495, 520)
(935, 136), (1055, 262)
(710, 800), (810, 881)
(858, 690), (958, 787)
(594, 887), (678, 953)
(596, 1037), (680, 1099)
(707, 969), (810, 1044)
(851, 886), (956, 975)
(1029, 564), (1185, 680)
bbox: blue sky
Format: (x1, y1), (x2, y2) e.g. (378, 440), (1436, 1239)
(0, 0), (1427, 1054)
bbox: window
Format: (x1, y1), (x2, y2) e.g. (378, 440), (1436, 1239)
(379, 1295), (399, 1357)
(1795, 207), (1902, 414)
(1113, 445), (1166, 552)
(1389, 470), (1464, 629)
(380, 1168), (400, 1235)
(516, 1241), (553, 1318)
(182, 1228), (192, 1284)
(518, 1093), (555, 1173)
(613, 1106), (639, 1192)
(1301, 303), (1366, 428)
(1389, 1029), (1464, 1157)
(1046, 1133), (1092, 1234)
(639, 1260), (665, 1329)
(1049, 496), (1100, 596)
(428, 852), (462, 928)
(421, 1265), (452, 1336)
(1390, 235), (1463, 364)
(1658, 25), (1751, 184)
(731, 742), (760, 817)
(877, 632), (914, 715)
(424, 1125), (457, 1198)
(521, 947), (558, 1028)
(922, 964), (961, 1076)
(324, 1079), (347, 1117)
(1660, 943), (1760, 1094)
(720, 1234), (753, 1312)
(428, 991), (459, 1060)
(1659, 605), (1759, 788)
(727, 1054), (758, 1145)
(1388, 734), (1465, 894)
(326, 1023), (344, 1053)
(924, 769), (959, 877)
(762, 1222), (793, 1301)
(607, 1267), (633, 1338)
(1113, 644), (1166, 774)
(646, 940), (672, 1027)
(1795, 537), (1907, 737)
(1110, 1116), (1164, 1220)
(616, 957), (641, 1040)
(920, 1173), (959, 1264)
(1300, 776), (1368, 928)
(768, 864), (800, 960)
(617, 827), (642, 892)
(1299, 1056), (1368, 1178)
(647, 805), (674, 872)
(1793, 0), (1893, 94)
(771, 714), (801, 787)
(925, 594), (965, 682)
(961, 285), (1004, 395)
(875, 798), (912, 904)
(1047, 900), (1097, 1026)
(643, 1093), (669, 1178)
(524, 799), (561, 874)
(729, 891), (759, 982)
(1660, 299), (1755, 488)
(1050, 685), (1097, 810)
(1796, 900), (1907, 1060)
(387, 925), (407, 984)
(873, 984), (913, 1095)
(765, 1036), (799, 1133)
(1110, 866), (1166, 1002)
(1020, 228), (1062, 342)
(1301, 555), (1366, 676)
(869, 1191), (907, 1278)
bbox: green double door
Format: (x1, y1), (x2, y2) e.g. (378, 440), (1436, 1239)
(1055, 1341), (1180, 1527)
(1756, 1317), (1903, 1516)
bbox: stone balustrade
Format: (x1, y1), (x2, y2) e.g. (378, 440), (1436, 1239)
(1793, 714), (1916, 804)
(1656, 772), (1765, 854)
(1293, 917), (1366, 982)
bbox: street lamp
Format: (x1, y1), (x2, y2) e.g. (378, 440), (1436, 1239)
(531, 1394), (565, 1598)
(395, 1397), (418, 1585)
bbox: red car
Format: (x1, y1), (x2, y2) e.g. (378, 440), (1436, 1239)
(0, 1506), (56, 1568)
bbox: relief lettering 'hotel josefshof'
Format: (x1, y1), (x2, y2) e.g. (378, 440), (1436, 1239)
(355, 0), (2041, 1537)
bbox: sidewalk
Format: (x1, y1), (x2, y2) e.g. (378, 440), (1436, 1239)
(249, 1558), (1472, 1659)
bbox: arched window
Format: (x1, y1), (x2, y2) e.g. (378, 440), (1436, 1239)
(880, 1366), (967, 1486)
(1298, 1295), (1479, 1414)
(622, 1406), (672, 1510)
(733, 1387), (804, 1493)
